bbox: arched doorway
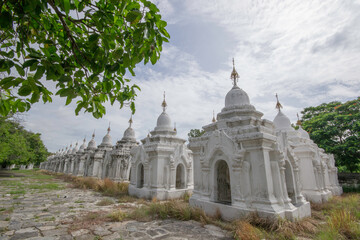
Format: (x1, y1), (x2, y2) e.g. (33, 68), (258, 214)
(137, 163), (144, 188)
(216, 160), (231, 204)
(284, 160), (295, 203)
(176, 164), (185, 189)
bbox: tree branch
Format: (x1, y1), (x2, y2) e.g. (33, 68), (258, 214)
(48, 0), (89, 71)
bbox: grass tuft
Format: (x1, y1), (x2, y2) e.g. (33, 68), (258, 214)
(108, 209), (127, 222)
(234, 220), (260, 240)
(96, 198), (115, 206)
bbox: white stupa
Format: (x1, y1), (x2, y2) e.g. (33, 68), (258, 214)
(129, 92), (193, 200)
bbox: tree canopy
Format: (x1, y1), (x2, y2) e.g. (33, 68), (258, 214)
(0, 0), (169, 118)
(301, 97), (360, 172)
(0, 115), (49, 167)
(188, 129), (205, 139)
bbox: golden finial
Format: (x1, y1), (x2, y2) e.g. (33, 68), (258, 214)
(92, 130), (95, 138)
(174, 122), (177, 131)
(230, 58), (239, 86)
(275, 93), (283, 112)
(107, 122), (111, 133)
(161, 91), (167, 112)
(212, 110), (216, 123)
(296, 113), (302, 126)
(129, 115), (133, 127)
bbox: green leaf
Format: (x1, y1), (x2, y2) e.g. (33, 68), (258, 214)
(126, 10), (142, 23)
(23, 59), (38, 68)
(150, 51), (157, 64)
(18, 85), (32, 96)
(0, 11), (12, 29)
(34, 66), (45, 80)
(30, 92), (40, 103)
(74, 0), (79, 8)
(64, 0), (70, 15)
(89, 33), (100, 43)
(74, 70), (84, 78)
(15, 64), (25, 76)
(0, 77), (15, 87)
(65, 96), (72, 105)
(130, 101), (135, 114)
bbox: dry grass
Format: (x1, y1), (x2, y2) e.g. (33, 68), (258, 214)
(96, 198), (115, 206)
(45, 171), (129, 198)
(108, 209), (127, 222)
(325, 209), (360, 239)
(234, 220), (260, 240)
(118, 195), (138, 203)
(40, 170), (360, 240)
(313, 194), (360, 240)
(67, 211), (111, 231)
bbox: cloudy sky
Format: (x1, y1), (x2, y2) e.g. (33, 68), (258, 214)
(23, 0), (360, 152)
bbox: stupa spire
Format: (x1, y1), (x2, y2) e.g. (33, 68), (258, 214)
(92, 130), (95, 139)
(212, 110), (216, 123)
(129, 115), (133, 128)
(174, 122), (177, 132)
(296, 113), (302, 126)
(230, 58), (239, 86)
(275, 93), (283, 112)
(161, 91), (167, 112)
(107, 122), (111, 133)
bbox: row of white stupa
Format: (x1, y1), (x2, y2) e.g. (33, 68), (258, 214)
(40, 62), (342, 221)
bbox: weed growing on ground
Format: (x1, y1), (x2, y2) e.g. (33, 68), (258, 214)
(7, 189), (26, 195)
(182, 192), (191, 203)
(27, 183), (62, 190)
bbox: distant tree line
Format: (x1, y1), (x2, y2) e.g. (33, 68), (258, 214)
(302, 97), (360, 173)
(0, 115), (49, 168)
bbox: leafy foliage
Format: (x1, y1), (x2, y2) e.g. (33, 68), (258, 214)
(0, 0), (169, 118)
(301, 97), (360, 172)
(0, 115), (49, 167)
(188, 129), (205, 138)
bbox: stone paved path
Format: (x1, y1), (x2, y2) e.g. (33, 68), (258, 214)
(0, 171), (233, 240)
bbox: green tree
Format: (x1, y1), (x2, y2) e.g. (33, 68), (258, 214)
(188, 129), (205, 138)
(301, 97), (360, 172)
(0, 0), (169, 118)
(0, 116), (49, 167)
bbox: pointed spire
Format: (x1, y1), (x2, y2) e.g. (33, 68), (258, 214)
(296, 113), (302, 126)
(92, 130), (95, 139)
(107, 122), (111, 133)
(174, 122), (177, 131)
(147, 130), (150, 138)
(230, 58), (239, 86)
(129, 115), (133, 128)
(212, 110), (216, 123)
(275, 93), (283, 112)
(161, 91), (167, 112)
